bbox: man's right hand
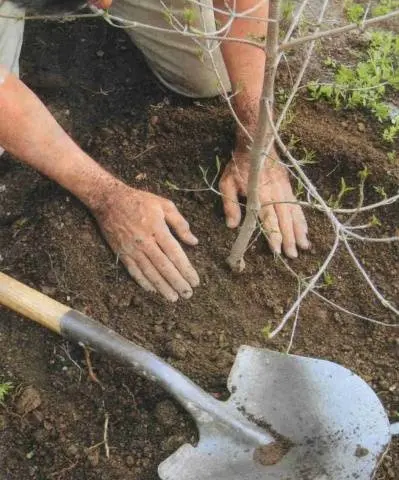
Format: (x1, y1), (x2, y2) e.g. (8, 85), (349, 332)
(0, 70), (200, 301)
(93, 184), (200, 301)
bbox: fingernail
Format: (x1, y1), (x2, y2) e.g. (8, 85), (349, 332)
(181, 288), (193, 299)
(226, 218), (237, 229)
(188, 233), (199, 245)
(286, 247), (298, 258)
(168, 292), (179, 302)
(271, 244), (281, 255)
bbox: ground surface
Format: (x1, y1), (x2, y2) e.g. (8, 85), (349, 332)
(0, 8), (398, 480)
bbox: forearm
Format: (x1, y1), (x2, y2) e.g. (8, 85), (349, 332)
(214, 0), (268, 141)
(0, 66), (120, 211)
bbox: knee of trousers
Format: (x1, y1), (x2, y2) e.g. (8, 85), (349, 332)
(0, 1), (25, 77)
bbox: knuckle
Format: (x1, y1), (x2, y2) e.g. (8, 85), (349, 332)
(219, 175), (231, 190)
(177, 218), (190, 232)
(163, 199), (177, 212)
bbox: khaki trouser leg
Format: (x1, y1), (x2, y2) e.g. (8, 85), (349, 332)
(109, 0), (231, 98)
(0, 1), (25, 156)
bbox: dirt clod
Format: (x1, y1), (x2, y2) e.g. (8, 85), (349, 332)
(253, 442), (290, 466)
(165, 339), (187, 360)
(15, 386), (42, 416)
(87, 449), (100, 467)
(154, 400), (179, 428)
(355, 445), (370, 458)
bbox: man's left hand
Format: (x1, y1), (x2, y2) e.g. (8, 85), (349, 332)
(219, 148), (310, 258)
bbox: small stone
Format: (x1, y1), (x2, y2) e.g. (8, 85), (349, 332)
(96, 50), (104, 58)
(386, 467), (395, 479)
(165, 339), (187, 360)
(67, 444), (79, 457)
(16, 386), (42, 415)
(357, 122), (366, 132)
(32, 429), (48, 443)
(154, 325), (164, 335)
(131, 295), (142, 307)
(154, 400), (179, 428)
(43, 420), (53, 431)
(272, 305), (284, 316)
(150, 115), (159, 126)
(125, 455), (135, 467)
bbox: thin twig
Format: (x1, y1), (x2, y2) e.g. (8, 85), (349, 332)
(104, 412), (110, 459)
(286, 281), (302, 353)
(279, 9), (399, 51)
(269, 232), (340, 338)
(83, 347), (103, 387)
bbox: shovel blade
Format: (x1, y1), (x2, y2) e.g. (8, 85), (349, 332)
(159, 347), (391, 480)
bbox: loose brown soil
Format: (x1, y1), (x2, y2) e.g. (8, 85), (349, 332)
(0, 16), (398, 480)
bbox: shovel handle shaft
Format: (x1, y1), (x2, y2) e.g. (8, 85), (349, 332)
(0, 272), (275, 448)
(0, 272), (67, 333)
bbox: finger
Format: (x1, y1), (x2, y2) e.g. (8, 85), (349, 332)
(259, 204), (282, 255)
(275, 204), (298, 259)
(291, 205), (310, 250)
(122, 256), (156, 293)
(134, 252), (180, 302)
(156, 229), (200, 288)
(219, 176), (241, 228)
(163, 201), (198, 246)
(144, 242), (194, 299)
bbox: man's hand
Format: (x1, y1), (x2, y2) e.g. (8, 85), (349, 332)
(219, 149), (310, 258)
(93, 184), (200, 301)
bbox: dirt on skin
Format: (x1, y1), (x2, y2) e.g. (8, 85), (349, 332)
(0, 14), (398, 480)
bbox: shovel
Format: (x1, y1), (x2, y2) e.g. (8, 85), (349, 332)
(0, 271), (396, 479)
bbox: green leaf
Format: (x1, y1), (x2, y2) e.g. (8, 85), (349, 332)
(0, 382), (13, 402)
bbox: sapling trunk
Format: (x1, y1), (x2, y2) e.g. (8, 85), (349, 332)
(227, 0), (280, 272)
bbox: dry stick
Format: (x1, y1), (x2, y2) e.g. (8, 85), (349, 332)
(226, 0), (280, 272)
(277, 253), (398, 327)
(267, 104), (399, 327)
(103, 412), (110, 459)
(83, 347), (103, 388)
(279, 8), (399, 51)
(342, 236), (399, 316)
(103, 13), (263, 48)
(270, 232), (340, 338)
(49, 461), (79, 479)
(311, 288), (399, 328)
(344, 230), (399, 243)
(286, 281), (302, 353)
(275, 0), (329, 133)
(333, 194), (399, 213)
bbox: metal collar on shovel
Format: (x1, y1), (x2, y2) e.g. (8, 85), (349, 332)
(0, 272), (396, 479)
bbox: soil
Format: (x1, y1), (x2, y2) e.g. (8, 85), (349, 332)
(0, 11), (398, 480)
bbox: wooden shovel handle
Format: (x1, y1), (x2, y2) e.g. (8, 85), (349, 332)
(0, 272), (69, 333)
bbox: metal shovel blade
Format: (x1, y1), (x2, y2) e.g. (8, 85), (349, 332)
(159, 346), (391, 480)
